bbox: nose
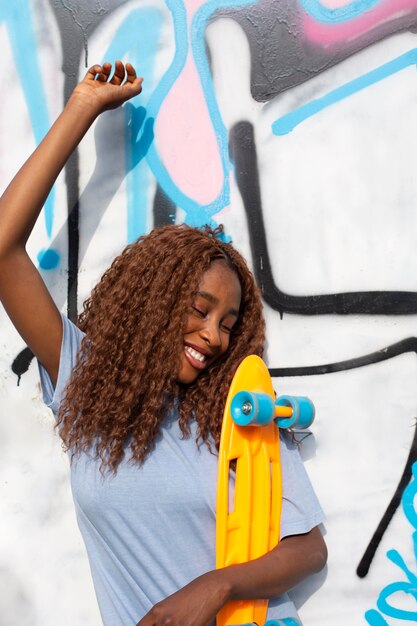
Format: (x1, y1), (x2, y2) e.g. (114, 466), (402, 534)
(200, 318), (222, 349)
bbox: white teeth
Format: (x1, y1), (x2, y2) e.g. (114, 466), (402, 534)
(185, 346), (206, 362)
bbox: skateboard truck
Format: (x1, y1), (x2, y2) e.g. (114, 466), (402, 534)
(231, 391), (315, 430)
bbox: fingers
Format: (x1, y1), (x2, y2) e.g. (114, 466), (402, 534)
(125, 63), (144, 95)
(126, 62), (137, 83)
(85, 62), (111, 82)
(110, 60), (125, 86)
(97, 62), (112, 82)
(85, 64), (103, 80)
(86, 61), (142, 85)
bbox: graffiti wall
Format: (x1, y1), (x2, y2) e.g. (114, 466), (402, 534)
(1, 0), (417, 623)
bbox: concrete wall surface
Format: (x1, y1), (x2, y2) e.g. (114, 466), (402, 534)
(1, 1), (417, 624)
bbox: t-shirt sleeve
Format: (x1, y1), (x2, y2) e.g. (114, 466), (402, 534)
(279, 431), (324, 539)
(38, 313), (85, 417)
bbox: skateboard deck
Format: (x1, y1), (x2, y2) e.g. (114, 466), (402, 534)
(216, 356), (315, 626)
(216, 355), (282, 626)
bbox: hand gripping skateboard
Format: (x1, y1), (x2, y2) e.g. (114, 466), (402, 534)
(216, 355), (314, 626)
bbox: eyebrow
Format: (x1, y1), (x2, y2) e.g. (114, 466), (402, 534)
(196, 290), (239, 318)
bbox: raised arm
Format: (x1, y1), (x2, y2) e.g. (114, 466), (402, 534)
(0, 62), (143, 385)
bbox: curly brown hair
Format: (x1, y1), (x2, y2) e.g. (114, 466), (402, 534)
(58, 224), (265, 472)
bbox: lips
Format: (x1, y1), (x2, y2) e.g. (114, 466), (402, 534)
(183, 344), (211, 371)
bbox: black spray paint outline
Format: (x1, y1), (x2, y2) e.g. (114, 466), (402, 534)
(53, 1), (417, 321)
(11, 182), (175, 385)
(230, 120), (417, 576)
(50, 0), (135, 320)
(230, 121), (417, 316)
(269, 338), (417, 578)
(13, 334), (417, 577)
(8, 2), (417, 581)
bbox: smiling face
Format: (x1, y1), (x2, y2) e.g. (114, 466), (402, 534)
(177, 259), (242, 385)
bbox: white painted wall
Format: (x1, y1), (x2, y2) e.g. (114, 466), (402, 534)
(1, 1), (417, 624)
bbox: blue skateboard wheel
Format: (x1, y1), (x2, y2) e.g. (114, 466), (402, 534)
(275, 395), (315, 429)
(231, 390), (275, 426)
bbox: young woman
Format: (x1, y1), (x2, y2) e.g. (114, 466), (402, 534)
(0, 61), (327, 626)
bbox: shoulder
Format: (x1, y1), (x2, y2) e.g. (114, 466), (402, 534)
(38, 314), (85, 415)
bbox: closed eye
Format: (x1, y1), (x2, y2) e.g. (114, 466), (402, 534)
(221, 315), (238, 333)
(192, 306), (206, 318)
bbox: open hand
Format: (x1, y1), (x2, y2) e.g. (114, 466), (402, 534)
(71, 61), (143, 114)
(135, 570), (230, 626)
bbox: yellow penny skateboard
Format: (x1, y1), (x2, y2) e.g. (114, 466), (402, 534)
(216, 355), (314, 626)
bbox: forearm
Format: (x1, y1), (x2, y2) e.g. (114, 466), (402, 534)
(0, 95), (97, 256)
(215, 527), (327, 602)
(0, 62), (141, 383)
(0, 62), (142, 259)
(136, 528), (326, 626)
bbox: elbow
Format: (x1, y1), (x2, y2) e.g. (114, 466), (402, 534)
(310, 529), (328, 574)
(315, 544), (328, 574)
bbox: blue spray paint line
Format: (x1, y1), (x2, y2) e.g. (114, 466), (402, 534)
(376, 555), (417, 619)
(376, 548), (417, 624)
(365, 462), (417, 623)
(103, 8), (162, 242)
(0, 1), (55, 237)
(364, 609), (390, 625)
(147, 0), (258, 228)
(190, 0), (257, 227)
(299, 0), (381, 23)
(272, 48), (417, 136)
(145, 0), (197, 220)
(144, 0), (239, 228)
(124, 105), (155, 242)
(403, 460), (417, 529)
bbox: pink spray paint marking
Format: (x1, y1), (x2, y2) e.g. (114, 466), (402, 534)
(302, 0), (417, 45)
(154, 0), (223, 206)
(318, 0), (355, 7)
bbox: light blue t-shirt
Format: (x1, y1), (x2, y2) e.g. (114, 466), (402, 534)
(38, 315), (324, 626)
